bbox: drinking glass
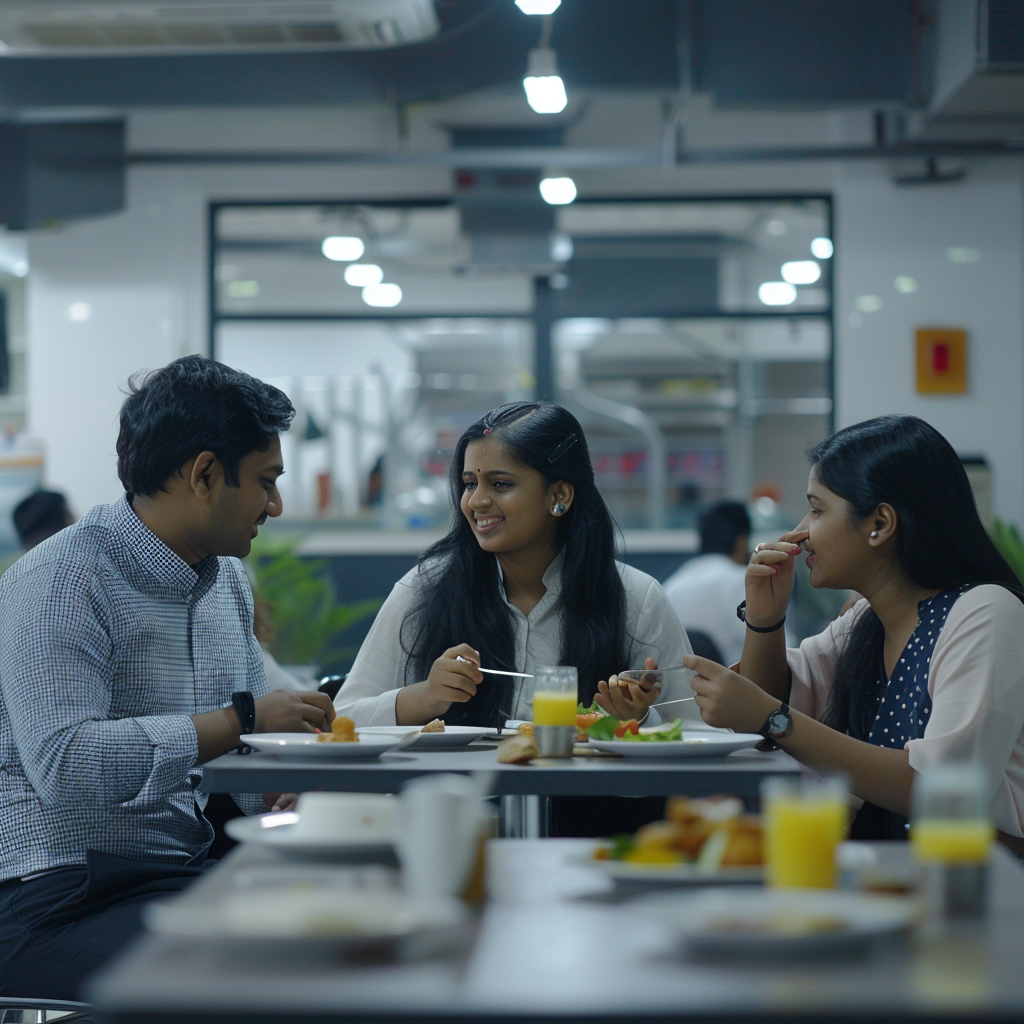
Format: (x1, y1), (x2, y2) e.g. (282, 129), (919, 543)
(762, 775), (848, 889)
(911, 764), (993, 919)
(532, 665), (578, 757)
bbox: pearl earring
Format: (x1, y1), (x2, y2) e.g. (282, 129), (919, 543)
(870, 530), (879, 538)
(552, 503), (567, 516)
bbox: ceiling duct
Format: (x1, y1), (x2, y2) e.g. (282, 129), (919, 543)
(0, 1), (438, 55)
(925, 0), (1024, 131)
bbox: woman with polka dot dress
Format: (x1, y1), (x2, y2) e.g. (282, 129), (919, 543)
(683, 415), (1024, 848)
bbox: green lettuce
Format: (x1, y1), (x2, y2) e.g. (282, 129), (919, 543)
(623, 719), (683, 742)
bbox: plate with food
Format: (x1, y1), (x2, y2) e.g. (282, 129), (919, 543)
(242, 721), (405, 760)
(358, 722), (492, 750)
(629, 887), (915, 958)
(580, 797), (764, 884)
(585, 718), (762, 759)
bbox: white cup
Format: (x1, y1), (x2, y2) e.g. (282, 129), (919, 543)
(292, 793), (396, 843)
(396, 774), (485, 898)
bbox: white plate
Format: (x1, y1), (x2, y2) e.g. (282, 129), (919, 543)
(242, 732), (403, 760)
(629, 888), (915, 958)
(145, 888), (467, 945)
(225, 812), (394, 856)
(358, 725), (492, 750)
(588, 733), (763, 759)
(580, 855), (762, 886)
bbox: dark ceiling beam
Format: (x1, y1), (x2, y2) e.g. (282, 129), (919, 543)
(126, 139), (1024, 169)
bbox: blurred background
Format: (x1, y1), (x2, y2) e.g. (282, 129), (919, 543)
(0, 0), (1018, 672)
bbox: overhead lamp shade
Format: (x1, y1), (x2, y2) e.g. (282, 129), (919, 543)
(524, 48), (567, 114)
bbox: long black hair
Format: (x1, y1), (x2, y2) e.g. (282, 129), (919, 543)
(400, 402), (627, 727)
(813, 415), (1023, 738)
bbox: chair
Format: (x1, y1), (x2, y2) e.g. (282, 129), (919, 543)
(684, 629), (725, 664)
(0, 998), (91, 1023)
(317, 674), (347, 701)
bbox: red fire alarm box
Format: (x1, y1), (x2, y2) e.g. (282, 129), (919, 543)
(916, 328), (967, 394)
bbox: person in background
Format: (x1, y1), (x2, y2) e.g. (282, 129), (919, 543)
(13, 489), (74, 550)
(685, 415), (1024, 849)
(0, 355), (335, 999)
(662, 500), (751, 666)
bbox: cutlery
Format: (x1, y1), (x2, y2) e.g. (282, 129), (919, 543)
(456, 655), (533, 679)
(649, 697), (696, 708)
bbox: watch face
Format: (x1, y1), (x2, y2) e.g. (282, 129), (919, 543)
(767, 710), (791, 737)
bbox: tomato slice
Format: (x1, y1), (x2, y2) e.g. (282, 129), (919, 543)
(614, 719), (640, 738)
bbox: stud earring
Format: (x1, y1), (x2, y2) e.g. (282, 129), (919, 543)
(870, 530), (879, 538)
(552, 503), (567, 516)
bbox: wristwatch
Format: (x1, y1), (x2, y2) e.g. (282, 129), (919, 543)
(759, 702), (793, 740)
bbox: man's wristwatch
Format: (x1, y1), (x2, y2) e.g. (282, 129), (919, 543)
(758, 702), (793, 740)
(231, 691), (256, 736)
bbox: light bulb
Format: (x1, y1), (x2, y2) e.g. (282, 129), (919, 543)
(810, 237), (834, 259)
(321, 236), (365, 261)
(516, 0), (561, 12)
(758, 281), (797, 306)
(362, 283), (403, 308)
(540, 176), (576, 205)
(344, 263), (383, 287)
(781, 260), (821, 285)
(524, 48), (567, 114)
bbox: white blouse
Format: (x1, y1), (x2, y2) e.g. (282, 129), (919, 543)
(786, 584), (1024, 837)
(335, 551), (693, 726)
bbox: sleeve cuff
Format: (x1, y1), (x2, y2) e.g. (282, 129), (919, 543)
(135, 714), (200, 794)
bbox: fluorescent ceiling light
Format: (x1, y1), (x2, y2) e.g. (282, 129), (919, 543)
(524, 48), (567, 113)
(540, 176), (576, 205)
(362, 282), (403, 308)
(550, 232), (573, 261)
(344, 263), (383, 287)
(781, 260), (821, 285)
(516, 0), (561, 12)
(321, 236), (365, 262)
(810, 237), (833, 259)
(758, 281), (797, 306)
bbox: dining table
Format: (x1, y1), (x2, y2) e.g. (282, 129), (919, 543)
(87, 836), (1024, 1024)
(199, 740), (804, 836)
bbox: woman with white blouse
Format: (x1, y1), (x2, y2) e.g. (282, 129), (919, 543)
(336, 401), (692, 729)
(684, 415), (1024, 847)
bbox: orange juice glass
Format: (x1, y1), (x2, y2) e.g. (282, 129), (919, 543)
(763, 776), (848, 889)
(532, 665), (578, 756)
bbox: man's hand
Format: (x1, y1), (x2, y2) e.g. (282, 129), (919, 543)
(683, 654), (776, 732)
(264, 792), (298, 812)
(594, 656), (661, 721)
(254, 690), (335, 734)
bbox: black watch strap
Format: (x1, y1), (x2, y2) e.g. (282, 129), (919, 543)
(231, 691), (256, 736)
(736, 600), (786, 634)
(759, 701), (793, 740)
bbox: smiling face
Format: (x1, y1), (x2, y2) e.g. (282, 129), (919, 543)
(459, 438), (571, 559)
(206, 435), (285, 558)
(794, 467), (875, 591)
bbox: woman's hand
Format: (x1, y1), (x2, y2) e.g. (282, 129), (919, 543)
(594, 656), (661, 721)
(683, 654), (778, 732)
(745, 529), (807, 628)
(423, 643), (484, 715)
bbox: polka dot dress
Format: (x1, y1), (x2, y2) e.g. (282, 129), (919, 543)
(867, 585), (973, 749)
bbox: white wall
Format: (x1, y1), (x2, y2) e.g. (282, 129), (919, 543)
(23, 101), (1024, 526)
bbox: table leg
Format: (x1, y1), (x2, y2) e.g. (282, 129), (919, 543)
(500, 795), (549, 837)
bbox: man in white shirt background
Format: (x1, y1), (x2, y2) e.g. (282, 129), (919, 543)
(662, 501), (751, 667)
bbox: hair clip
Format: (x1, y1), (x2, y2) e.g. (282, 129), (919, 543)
(483, 427), (492, 435)
(547, 432), (578, 463)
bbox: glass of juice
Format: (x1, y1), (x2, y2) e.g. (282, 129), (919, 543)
(911, 764), (993, 920)
(762, 775), (848, 889)
(533, 665), (578, 758)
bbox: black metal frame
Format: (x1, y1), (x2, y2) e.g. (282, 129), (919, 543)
(207, 193), (834, 431)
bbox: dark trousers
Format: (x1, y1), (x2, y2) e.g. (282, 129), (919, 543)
(0, 850), (205, 1001)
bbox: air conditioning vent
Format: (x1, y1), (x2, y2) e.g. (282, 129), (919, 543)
(0, 1), (438, 54)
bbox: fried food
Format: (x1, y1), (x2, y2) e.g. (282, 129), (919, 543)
(497, 734), (539, 763)
(421, 718), (445, 733)
(517, 722), (535, 737)
(317, 716), (358, 742)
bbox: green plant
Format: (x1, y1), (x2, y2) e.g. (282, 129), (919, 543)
(249, 539), (382, 672)
(992, 519), (1024, 584)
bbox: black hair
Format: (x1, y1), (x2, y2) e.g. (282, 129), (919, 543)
(401, 402), (627, 726)
(13, 490), (70, 549)
(699, 500), (751, 556)
(812, 415), (1024, 739)
(116, 355), (294, 497)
